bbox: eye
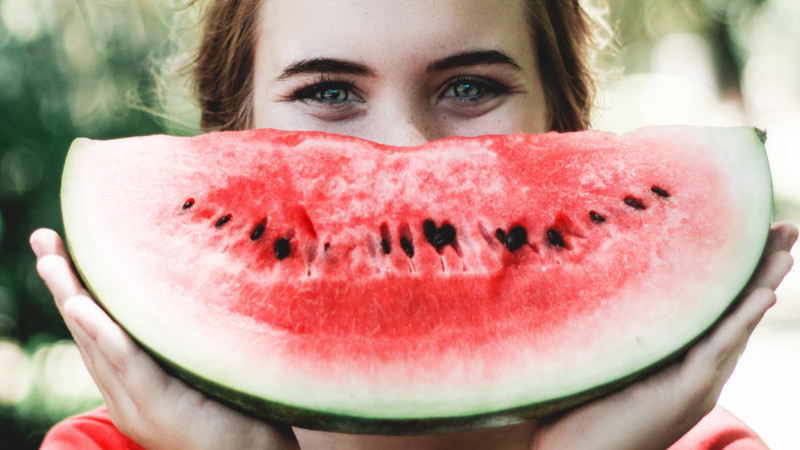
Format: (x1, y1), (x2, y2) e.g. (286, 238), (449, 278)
(291, 76), (362, 106)
(319, 87), (348, 102)
(451, 81), (482, 100)
(308, 84), (350, 103)
(440, 76), (508, 103)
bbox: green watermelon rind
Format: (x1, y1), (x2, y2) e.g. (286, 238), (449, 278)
(60, 126), (772, 434)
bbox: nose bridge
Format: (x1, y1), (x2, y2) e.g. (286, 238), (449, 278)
(388, 117), (432, 147)
(372, 97), (437, 147)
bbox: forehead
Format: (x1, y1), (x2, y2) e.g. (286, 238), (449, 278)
(257, 0), (534, 75)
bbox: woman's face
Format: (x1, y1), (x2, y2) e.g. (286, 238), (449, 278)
(252, 0), (548, 146)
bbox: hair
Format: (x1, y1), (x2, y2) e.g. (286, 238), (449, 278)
(190, 0), (613, 132)
(191, 0), (261, 132)
(525, 1), (614, 131)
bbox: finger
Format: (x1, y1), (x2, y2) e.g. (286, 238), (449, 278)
(36, 254), (90, 308)
(63, 296), (177, 439)
(764, 222), (799, 255)
(748, 250), (794, 291)
(743, 222), (797, 294)
(63, 297), (209, 444)
(684, 287), (776, 378)
(63, 296), (172, 410)
(60, 296), (134, 417)
(63, 302), (126, 411)
(30, 228), (69, 258)
(668, 287), (776, 423)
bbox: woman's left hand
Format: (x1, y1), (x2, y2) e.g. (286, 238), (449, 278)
(31, 228), (300, 450)
(531, 221), (798, 450)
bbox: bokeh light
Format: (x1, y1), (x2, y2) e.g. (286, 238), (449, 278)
(0, 340), (30, 405)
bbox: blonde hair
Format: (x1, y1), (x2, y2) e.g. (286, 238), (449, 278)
(187, 0), (614, 132)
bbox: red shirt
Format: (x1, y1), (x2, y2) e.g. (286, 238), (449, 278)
(40, 406), (143, 450)
(40, 405), (766, 449)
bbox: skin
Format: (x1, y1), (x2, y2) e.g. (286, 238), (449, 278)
(252, 0), (548, 143)
(31, 0), (798, 448)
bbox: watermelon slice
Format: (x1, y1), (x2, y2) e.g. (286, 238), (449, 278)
(60, 126), (771, 434)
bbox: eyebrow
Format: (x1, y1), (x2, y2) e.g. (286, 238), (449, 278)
(427, 49), (523, 73)
(275, 58), (375, 81)
(274, 49), (522, 82)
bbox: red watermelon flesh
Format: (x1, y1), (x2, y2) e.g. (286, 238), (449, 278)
(60, 126), (771, 433)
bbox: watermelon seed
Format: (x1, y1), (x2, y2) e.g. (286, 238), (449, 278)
(398, 224), (415, 259)
(400, 237), (414, 258)
(182, 198), (195, 210)
(379, 223), (391, 255)
(497, 226), (527, 252)
(274, 237), (291, 260)
(250, 220), (266, 240)
(215, 214), (232, 228)
(589, 211), (606, 223)
(495, 228), (506, 244)
(547, 229), (565, 247)
(623, 196), (646, 210)
(505, 226), (528, 252)
(423, 219), (456, 251)
(651, 186), (670, 197)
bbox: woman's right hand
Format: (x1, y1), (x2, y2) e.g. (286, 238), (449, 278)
(30, 228), (300, 450)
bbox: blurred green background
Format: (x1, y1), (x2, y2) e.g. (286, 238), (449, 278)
(0, 0), (798, 448)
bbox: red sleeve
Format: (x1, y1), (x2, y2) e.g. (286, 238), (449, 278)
(669, 406), (767, 450)
(40, 406), (144, 450)
(41, 404), (762, 449)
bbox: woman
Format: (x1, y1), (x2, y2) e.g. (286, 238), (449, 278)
(32, 0), (797, 448)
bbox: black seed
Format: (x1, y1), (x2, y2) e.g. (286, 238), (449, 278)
(400, 237), (414, 258)
(547, 229), (565, 247)
(423, 219), (456, 250)
(589, 211), (606, 223)
(182, 198), (195, 210)
(379, 224), (391, 255)
(651, 186), (670, 197)
(495, 228), (506, 244)
(423, 220), (437, 243)
(435, 224), (456, 248)
(215, 214), (232, 228)
(623, 196), (646, 210)
(380, 238), (391, 255)
(505, 226), (527, 252)
(250, 221), (266, 240)
(274, 237), (291, 260)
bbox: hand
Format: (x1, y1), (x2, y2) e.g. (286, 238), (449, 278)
(30, 228), (299, 450)
(531, 222), (798, 450)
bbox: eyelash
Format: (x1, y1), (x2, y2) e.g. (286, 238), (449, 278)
(290, 75), (360, 105)
(440, 75), (510, 102)
(289, 74), (510, 106)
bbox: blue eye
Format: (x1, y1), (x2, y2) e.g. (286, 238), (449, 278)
(442, 76), (508, 102)
(452, 81), (482, 99)
(292, 78), (359, 105)
(317, 86), (349, 102)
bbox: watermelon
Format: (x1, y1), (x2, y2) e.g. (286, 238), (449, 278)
(60, 126), (771, 434)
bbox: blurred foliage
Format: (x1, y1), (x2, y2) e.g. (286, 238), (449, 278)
(0, 0), (177, 446)
(0, 0), (798, 448)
